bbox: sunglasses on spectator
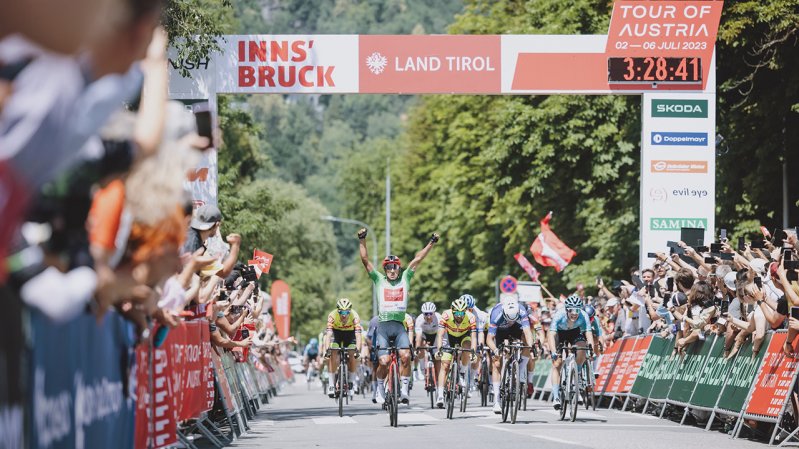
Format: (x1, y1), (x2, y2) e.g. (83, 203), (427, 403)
(385, 263), (400, 271)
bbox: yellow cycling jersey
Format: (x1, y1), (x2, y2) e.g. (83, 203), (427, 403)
(401, 313), (414, 331)
(326, 310), (362, 332)
(439, 310), (476, 337)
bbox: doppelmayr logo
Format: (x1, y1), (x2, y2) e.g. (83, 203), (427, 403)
(651, 132), (708, 146)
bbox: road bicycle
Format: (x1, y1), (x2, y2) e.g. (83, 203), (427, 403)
(417, 346), (438, 409)
(306, 359), (318, 391)
(498, 340), (532, 424)
(476, 346), (492, 407)
(326, 346), (356, 417)
(557, 344), (594, 422)
(441, 346), (474, 419)
(378, 344), (401, 427)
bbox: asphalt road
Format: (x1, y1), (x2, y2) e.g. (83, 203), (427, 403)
(218, 374), (777, 449)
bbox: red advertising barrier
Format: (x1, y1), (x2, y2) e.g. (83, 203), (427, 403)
(135, 321), (215, 449)
(606, 338), (636, 394)
(744, 333), (799, 417)
(595, 339), (624, 394)
(619, 335), (653, 393)
(212, 350), (238, 413)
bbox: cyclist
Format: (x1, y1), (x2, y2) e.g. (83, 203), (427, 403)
(364, 314), (380, 402)
(462, 294), (488, 393)
(303, 337), (320, 373)
(414, 302), (441, 382)
(583, 303), (603, 353)
(522, 302), (547, 398)
(322, 298), (363, 398)
(547, 294), (596, 410)
(435, 298), (477, 408)
(486, 293), (535, 414)
(358, 228), (439, 405)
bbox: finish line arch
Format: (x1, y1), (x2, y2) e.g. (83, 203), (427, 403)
(170, 0), (723, 267)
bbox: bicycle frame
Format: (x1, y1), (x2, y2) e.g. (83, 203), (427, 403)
(378, 345), (401, 427)
(497, 340), (532, 424)
(556, 344), (594, 422)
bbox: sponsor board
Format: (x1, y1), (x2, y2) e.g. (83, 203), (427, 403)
(650, 160), (708, 173)
(651, 131), (708, 146)
(650, 217), (707, 231)
(651, 99), (708, 118)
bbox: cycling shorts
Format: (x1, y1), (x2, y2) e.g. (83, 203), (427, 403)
(494, 324), (524, 345)
(556, 327), (586, 347)
(375, 320), (411, 356)
(331, 329), (356, 348)
(421, 332), (437, 347)
(443, 332), (471, 349)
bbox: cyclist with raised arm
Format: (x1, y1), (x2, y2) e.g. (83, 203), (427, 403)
(486, 293), (535, 414)
(434, 298), (477, 407)
(358, 228), (439, 405)
(322, 298), (363, 398)
(548, 294), (596, 410)
(414, 302), (441, 382)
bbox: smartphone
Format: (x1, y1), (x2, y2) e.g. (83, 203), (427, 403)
(791, 307), (799, 321)
(194, 108), (213, 149)
(666, 277), (674, 291)
(738, 237), (745, 251)
(704, 257), (716, 264)
(596, 276), (603, 287)
(632, 275), (645, 289)
(789, 270), (799, 282)
(647, 252), (658, 258)
(720, 228), (727, 241)
(720, 299), (730, 315)
(751, 240), (767, 249)
(754, 276), (763, 289)
(696, 246), (710, 253)
(241, 328), (250, 339)
(717, 317), (727, 326)
(710, 243), (722, 253)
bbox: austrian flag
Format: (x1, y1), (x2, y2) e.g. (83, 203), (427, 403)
(530, 212), (576, 272)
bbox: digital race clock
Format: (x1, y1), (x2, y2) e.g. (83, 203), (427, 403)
(607, 57), (702, 84)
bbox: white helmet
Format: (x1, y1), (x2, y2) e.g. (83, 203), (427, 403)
(502, 299), (520, 321)
(421, 302), (436, 313)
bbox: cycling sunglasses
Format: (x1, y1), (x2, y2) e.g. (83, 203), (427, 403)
(338, 310), (351, 315)
(384, 263), (400, 271)
(453, 311), (466, 318)
(423, 312), (434, 317)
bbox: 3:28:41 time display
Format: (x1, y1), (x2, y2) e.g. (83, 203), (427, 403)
(607, 57), (702, 83)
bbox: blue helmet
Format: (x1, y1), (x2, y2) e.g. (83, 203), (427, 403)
(309, 338), (318, 347)
(460, 294), (475, 309)
(583, 304), (596, 319)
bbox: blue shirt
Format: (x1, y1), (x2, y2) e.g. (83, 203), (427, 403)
(552, 309), (591, 333)
(488, 303), (530, 336)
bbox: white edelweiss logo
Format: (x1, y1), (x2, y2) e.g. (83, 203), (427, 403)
(365, 52), (388, 75)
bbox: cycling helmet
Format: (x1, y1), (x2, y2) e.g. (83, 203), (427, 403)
(451, 298), (468, 312)
(502, 299), (520, 321)
(460, 294), (475, 309)
(565, 294), (583, 310)
(382, 255), (402, 269)
(336, 298), (353, 311)
(309, 338), (318, 346)
(583, 304), (596, 319)
(421, 302), (437, 313)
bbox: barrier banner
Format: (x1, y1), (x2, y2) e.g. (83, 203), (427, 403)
(619, 335), (653, 393)
(716, 334), (771, 413)
(646, 338), (680, 401)
(134, 321), (214, 449)
(630, 335), (672, 397)
(687, 335), (728, 409)
(533, 359), (552, 390)
(744, 332), (799, 417)
(212, 350), (238, 414)
(606, 338), (638, 394)
(595, 339), (624, 395)
(666, 335), (715, 404)
(29, 310), (135, 449)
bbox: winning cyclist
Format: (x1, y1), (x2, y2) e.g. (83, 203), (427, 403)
(322, 298), (363, 398)
(434, 298), (477, 407)
(414, 302), (441, 382)
(486, 293), (535, 414)
(358, 228), (439, 405)
(547, 294), (596, 410)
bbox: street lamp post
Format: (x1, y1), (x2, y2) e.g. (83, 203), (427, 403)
(320, 215), (378, 317)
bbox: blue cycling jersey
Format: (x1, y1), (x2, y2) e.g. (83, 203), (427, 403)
(487, 303), (530, 335)
(551, 309), (591, 333)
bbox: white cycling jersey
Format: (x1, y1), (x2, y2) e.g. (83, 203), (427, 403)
(415, 312), (442, 335)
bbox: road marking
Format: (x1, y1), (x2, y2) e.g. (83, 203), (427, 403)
(311, 416), (357, 425)
(537, 409), (605, 420)
(401, 413), (439, 422)
(611, 410), (658, 420)
(480, 425), (586, 447)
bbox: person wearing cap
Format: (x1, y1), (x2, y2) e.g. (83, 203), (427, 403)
(183, 204), (241, 279)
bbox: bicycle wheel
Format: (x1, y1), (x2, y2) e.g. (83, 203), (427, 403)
(558, 364), (568, 421)
(500, 359), (511, 422)
(510, 360), (519, 424)
(391, 360), (400, 427)
(446, 363), (456, 419)
(569, 362), (579, 422)
(479, 359), (489, 407)
(338, 357), (345, 417)
(460, 364), (470, 413)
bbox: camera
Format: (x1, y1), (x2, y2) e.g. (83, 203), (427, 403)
(241, 328), (250, 339)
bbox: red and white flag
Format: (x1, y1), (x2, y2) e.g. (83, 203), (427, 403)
(513, 253), (540, 282)
(249, 249), (274, 279)
(530, 212), (576, 272)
